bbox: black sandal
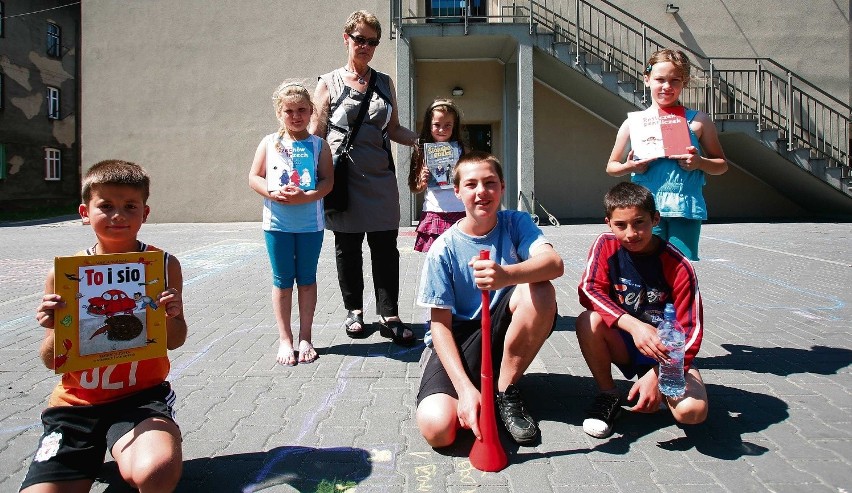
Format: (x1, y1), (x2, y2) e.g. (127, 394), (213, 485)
(377, 317), (416, 346)
(344, 311), (367, 339)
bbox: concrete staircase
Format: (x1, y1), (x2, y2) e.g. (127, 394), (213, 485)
(530, 29), (852, 216)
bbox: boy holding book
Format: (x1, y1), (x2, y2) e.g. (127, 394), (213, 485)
(23, 160), (187, 492)
(576, 182), (707, 440)
(415, 151), (563, 447)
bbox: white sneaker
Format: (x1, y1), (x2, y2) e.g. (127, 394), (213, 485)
(582, 392), (622, 438)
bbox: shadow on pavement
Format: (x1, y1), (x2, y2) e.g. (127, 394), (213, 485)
(552, 314), (577, 333)
(699, 344), (852, 376)
(321, 323), (427, 363)
(97, 446), (373, 492)
(519, 374), (787, 461)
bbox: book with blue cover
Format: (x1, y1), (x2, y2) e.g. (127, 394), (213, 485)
(424, 141), (461, 190)
(267, 138), (317, 192)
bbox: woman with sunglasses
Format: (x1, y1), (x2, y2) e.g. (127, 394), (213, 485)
(311, 10), (419, 346)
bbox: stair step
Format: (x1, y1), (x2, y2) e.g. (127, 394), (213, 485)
(601, 70), (619, 92)
(552, 41), (573, 62)
(758, 129), (781, 150)
(616, 81), (643, 106)
(535, 32), (555, 53)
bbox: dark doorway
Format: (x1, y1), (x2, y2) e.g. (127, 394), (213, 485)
(464, 124), (492, 153)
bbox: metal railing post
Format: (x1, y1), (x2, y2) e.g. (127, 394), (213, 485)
(787, 72), (794, 151)
(464, 0), (469, 35)
(755, 59), (763, 132)
(709, 59), (716, 120)
(641, 25), (647, 104)
(529, 0), (535, 34)
(574, 0), (580, 65)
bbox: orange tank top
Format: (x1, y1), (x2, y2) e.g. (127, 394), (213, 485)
(48, 242), (172, 407)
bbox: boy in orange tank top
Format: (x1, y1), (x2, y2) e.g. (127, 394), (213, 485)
(22, 160), (187, 492)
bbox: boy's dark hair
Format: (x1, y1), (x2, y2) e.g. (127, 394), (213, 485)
(604, 182), (656, 217)
(81, 160), (150, 204)
(453, 151), (504, 188)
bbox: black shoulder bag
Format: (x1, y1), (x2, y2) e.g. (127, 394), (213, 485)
(324, 69), (377, 213)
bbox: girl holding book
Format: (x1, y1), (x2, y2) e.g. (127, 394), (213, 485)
(409, 98), (467, 252)
(249, 81), (333, 366)
(606, 49), (727, 260)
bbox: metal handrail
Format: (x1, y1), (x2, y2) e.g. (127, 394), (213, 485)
(392, 0), (851, 173)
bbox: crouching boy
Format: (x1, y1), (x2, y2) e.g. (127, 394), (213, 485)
(22, 160), (187, 492)
(576, 182), (707, 439)
(415, 151), (564, 447)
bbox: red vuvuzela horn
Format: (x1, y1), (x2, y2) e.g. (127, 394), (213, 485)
(469, 250), (508, 472)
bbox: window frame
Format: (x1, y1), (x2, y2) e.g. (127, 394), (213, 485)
(47, 22), (61, 57)
(0, 144), (6, 180)
(47, 86), (60, 119)
(45, 148), (61, 181)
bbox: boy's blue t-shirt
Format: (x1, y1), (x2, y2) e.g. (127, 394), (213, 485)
(417, 210), (550, 321)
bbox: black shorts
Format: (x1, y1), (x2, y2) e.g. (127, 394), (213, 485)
(416, 287), (556, 406)
(19, 382), (178, 491)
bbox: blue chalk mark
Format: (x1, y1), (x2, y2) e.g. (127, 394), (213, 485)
(709, 262), (845, 319)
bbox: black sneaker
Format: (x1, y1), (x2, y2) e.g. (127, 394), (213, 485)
(582, 392), (622, 438)
(496, 384), (538, 444)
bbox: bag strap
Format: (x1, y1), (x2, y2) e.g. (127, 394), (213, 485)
(337, 69), (377, 155)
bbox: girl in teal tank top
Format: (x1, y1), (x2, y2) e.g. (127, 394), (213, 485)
(605, 49), (728, 260)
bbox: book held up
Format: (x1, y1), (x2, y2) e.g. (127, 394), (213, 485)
(53, 251), (167, 373)
(424, 141), (462, 190)
(267, 138), (317, 192)
(627, 106), (692, 160)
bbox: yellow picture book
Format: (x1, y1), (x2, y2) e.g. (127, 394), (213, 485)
(53, 251), (167, 373)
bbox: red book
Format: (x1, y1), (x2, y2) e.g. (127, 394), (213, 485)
(628, 106), (692, 159)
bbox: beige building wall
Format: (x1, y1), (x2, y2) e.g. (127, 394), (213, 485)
(82, 1), (397, 223)
(81, 1), (849, 222)
(617, 0), (851, 105)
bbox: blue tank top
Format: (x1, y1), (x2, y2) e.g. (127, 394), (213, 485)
(261, 133), (325, 232)
(631, 108), (706, 220)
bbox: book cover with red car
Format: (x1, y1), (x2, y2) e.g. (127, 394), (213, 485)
(53, 251), (167, 373)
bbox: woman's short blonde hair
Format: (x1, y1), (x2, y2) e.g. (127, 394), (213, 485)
(344, 10), (381, 39)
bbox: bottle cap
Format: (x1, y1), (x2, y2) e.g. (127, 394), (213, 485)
(664, 303), (676, 320)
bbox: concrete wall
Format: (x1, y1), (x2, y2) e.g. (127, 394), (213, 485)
(616, 0), (850, 106)
(81, 1), (396, 222)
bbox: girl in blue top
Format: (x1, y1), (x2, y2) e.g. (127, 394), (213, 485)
(249, 81), (333, 366)
(606, 49), (728, 260)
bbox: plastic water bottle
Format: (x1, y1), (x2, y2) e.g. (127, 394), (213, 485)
(657, 303), (686, 398)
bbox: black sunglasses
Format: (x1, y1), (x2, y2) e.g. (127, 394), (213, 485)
(349, 34), (380, 47)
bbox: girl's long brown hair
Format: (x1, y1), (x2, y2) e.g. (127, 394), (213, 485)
(408, 98), (466, 193)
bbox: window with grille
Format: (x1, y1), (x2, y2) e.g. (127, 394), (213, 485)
(47, 22), (61, 57)
(427, 0), (486, 22)
(45, 148), (61, 180)
(47, 86), (60, 119)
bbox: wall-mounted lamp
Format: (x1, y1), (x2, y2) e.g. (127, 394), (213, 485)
(665, 3), (679, 14)
(452, 86), (464, 97)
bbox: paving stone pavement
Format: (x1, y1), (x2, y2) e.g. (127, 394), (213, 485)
(0, 218), (850, 492)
